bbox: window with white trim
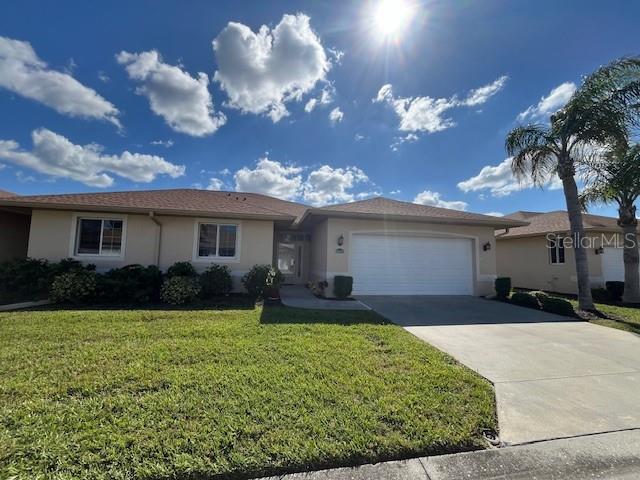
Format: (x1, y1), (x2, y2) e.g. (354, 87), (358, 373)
(197, 222), (238, 258)
(548, 235), (565, 264)
(75, 218), (123, 256)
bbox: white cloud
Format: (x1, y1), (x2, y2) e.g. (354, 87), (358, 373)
(462, 75), (509, 106)
(389, 189), (401, 195)
(391, 133), (418, 151)
(517, 82), (576, 122)
(207, 177), (225, 190)
(0, 128), (184, 187)
(329, 107), (344, 124)
(150, 139), (174, 148)
(303, 165), (368, 206)
(219, 168), (231, 176)
(354, 133), (366, 141)
(413, 190), (468, 211)
(374, 76), (507, 135)
(212, 13), (330, 122)
(304, 84), (335, 113)
(234, 157), (303, 200)
(304, 98), (317, 113)
(117, 50), (226, 136)
(457, 157), (562, 197)
(0, 36), (120, 127)
(97, 71), (110, 83)
(484, 211), (504, 217)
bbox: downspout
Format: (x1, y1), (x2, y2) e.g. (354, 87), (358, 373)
(149, 211), (162, 267)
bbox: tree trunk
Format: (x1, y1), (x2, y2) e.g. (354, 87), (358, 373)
(560, 165), (595, 310)
(619, 203), (640, 303)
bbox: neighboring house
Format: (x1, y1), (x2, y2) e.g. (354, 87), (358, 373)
(0, 189), (30, 262)
(496, 210), (626, 294)
(0, 189), (525, 296)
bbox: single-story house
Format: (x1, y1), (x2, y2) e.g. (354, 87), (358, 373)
(496, 210), (627, 294)
(0, 189), (526, 296)
(0, 189), (30, 262)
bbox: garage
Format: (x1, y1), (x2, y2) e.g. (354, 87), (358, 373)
(350, 234), (474, 295)
(602, 247), (640, 282)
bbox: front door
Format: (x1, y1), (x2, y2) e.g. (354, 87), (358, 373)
(276, 233), (307, 284)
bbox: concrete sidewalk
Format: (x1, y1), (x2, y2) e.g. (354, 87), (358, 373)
(258, 429), (640, 479)
(280, 285), (369, 310)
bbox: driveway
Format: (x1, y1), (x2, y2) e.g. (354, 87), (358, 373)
(359, 296), (640, 445)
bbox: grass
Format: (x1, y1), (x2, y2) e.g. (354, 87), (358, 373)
(570, 300), (640, 335)
(0, 305), (495, 480)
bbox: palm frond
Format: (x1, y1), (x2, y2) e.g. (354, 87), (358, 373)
(505, 124), (559, 186)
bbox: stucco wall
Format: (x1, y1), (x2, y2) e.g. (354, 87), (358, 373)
(308, 219), (328, 282)
(27, 209), (274, 290)
(318, 217), (498, 296)
(496, 233), (608, 294)
(0, 210), (30, 261)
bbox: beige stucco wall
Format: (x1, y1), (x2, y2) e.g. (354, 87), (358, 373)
(496, 233), (611, 294)
(27, 209), (274, 290)
(309, 219), (328, 282)
(0, 210), (30, 261)
(315, 217), (498, 296)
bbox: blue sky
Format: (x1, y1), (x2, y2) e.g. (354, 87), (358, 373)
(1, 0), (638, 216)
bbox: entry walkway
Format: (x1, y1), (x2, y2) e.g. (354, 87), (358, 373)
(279, 285), (369, 310)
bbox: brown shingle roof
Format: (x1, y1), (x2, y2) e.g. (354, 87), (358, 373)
(0, 189), (18, 198)
(0, 189), (308, 220)
(497, 210), (620, 238)
(303, 197), (528, 228)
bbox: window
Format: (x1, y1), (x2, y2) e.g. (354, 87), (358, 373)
(197, 222), (238, 258)
(75, 218), (123, 256)
(548, 236), (565, 264)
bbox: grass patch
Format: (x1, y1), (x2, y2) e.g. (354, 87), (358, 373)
(573, 301), (640, 335)
(0, 306), (495, 479)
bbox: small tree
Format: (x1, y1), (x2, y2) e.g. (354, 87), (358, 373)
(581, 142), (640, 303)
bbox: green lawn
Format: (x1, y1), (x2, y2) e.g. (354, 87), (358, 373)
(580, 302), (640, 335)
(0, 304), (495, 480)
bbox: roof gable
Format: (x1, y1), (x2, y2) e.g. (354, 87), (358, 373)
(497, 210), (620, 238)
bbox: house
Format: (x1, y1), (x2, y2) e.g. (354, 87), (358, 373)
(496, 210), (626, 294)
(0, 189), (30, 262)
(0, 189), (526, 296)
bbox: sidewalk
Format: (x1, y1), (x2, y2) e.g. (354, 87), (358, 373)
(258, 429), (640, 480)
(280, 285), (369, 310)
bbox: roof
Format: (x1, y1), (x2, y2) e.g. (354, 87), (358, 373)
(497, 210), (620, 239)
(300, 197), (528, 228)
(0, 189), (18, 198)
(0, 189), (307, 221)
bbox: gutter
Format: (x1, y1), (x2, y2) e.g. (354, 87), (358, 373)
(149, 211), (162, 267)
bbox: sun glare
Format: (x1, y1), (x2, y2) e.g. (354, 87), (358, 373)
(372, 0), (416, 37)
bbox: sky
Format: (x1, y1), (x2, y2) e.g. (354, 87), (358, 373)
(0, 0), (638, 217)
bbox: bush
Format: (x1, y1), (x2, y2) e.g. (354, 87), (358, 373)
(200, 264), (233, 298)
(160, 276), (201, 305)
(98, 264), (163, 304)
(605, 281), (624, 302)
(591, 287), (611, 303)
(494, 277), (511, 300)
(539, 295), (574, 316)
(510, 292), (540, 309)
(50, 270), (98, 304)
(333, 275), (354, 299)
(167, 261), (197, 278)
(531, 290), (549, 302)
(241, 265), (284, 298)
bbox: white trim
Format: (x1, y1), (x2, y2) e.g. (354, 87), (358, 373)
(548, 235), (566, 265)
(69, 212), (128, 260)
(191, 218), (242, 264)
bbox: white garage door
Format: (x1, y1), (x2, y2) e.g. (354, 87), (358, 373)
(350, 234), (474, 295)
(602, 247), (640, 282)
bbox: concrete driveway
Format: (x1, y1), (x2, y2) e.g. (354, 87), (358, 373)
(359, 296), (640, 445)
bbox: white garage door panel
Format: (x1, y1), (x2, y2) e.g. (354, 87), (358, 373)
(602, 247), (640, 282)
(351, 235), (474, 295)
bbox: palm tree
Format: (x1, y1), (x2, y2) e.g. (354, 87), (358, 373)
(580, 142), (640, 303)
(505, 57), (640, 310)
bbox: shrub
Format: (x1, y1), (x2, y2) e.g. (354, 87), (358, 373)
(0, 257), (51, 303)
(494, 277), (511, 300)
(167, 261), (197, 278)
(160, 276), (201, 305)
(509, 292), (540, 309)
(200, 264), (233, 298)
(531, 290), (549, 302)
(539, 295), (574, 316)
(333, 275), (354, 299)
(50, 270), (98, 304)
(605, 281), (624, 302)
(241, 265), (284, 298)
(98, 264), (163, 304)
(591, 287), (611, 303)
